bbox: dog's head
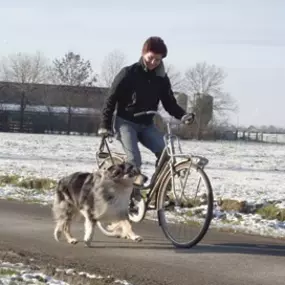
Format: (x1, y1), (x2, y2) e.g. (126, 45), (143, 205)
(105, 162), (138, 183)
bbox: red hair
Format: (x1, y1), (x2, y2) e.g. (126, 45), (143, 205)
(142, 36), (168, 58)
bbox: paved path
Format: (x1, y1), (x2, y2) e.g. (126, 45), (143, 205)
(0, 200), (284, 285)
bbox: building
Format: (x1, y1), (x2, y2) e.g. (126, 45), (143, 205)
(0, 81), (108, 134)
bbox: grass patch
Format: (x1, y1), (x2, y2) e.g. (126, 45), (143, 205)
(5, 196), (18, 201)
(167, 195), (205, 208)
(184, 198), (204, 208)
(219, 199), (247, 212)
(185, 219), (201, 227)
(18, 177), (56, 190)
(0, 175), (21, 186)
(21, 197), (46, 204)
(220, 218), (243, 225)
(256, 204), (285, 222)
(185, 210), (194, 217)
(0, 268), (18, 275)
(217, 199), (285, 221)
(0, 175), (56, 191)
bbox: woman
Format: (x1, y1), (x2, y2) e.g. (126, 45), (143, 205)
(98, 36), (195, 186)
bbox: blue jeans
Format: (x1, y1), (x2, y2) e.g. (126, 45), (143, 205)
(114, 116), (165, 169)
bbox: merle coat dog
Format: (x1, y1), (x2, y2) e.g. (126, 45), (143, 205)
(52, 162), (142, 247)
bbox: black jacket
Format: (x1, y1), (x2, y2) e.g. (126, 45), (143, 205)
(100, 58), (186, 130)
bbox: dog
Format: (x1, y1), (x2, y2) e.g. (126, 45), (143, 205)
(52, 162), (142, 247)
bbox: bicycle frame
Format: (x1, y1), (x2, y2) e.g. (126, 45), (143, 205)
(95, 111), (209, 210)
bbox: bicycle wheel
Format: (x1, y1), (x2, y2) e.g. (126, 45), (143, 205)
(157, 161), (213, 248)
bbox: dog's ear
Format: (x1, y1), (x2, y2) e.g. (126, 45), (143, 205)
(106, 164), (123, 178)
(123, 162), (133, 170)
(123, 163), (140, 175)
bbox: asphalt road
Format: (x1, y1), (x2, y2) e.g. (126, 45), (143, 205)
(0, 199), (284, 285)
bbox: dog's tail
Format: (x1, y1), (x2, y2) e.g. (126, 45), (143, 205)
(52, 179), (84, 225)
(52, 179), (73, 219)
(53, 180), (66, 202)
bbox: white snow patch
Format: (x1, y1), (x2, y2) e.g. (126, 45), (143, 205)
(0, 260), (68, 285)
(0, 260), (134, 285)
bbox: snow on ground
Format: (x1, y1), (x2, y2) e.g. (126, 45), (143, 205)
(0, 260), (133, 285)
(0, 260), (68, 285)
(0, 132), (285, 238)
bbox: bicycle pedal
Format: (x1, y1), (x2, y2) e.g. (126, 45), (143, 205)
(147, 205), (156, 211)
(133, 173), (148, 187)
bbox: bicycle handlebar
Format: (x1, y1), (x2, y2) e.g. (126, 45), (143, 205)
(134, 110), (195, 126)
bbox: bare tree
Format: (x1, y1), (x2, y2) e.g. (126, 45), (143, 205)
(51, 51), (97, 134)
(164, 63), (183, 92)
(184, 62), (237, 113)
(52, 51), (96, 87)
(1, 51), (49, 84)
(100, 49), (126, 87)
(183, 62), (238, 137)
(0, 51), (50, 131)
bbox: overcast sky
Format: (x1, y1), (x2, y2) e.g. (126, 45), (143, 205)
(0, 0), (284, 127)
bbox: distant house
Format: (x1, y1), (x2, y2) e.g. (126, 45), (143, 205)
(247, 125), (259, 133)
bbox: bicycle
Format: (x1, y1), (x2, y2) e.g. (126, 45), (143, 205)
(95, 111), (214, 248)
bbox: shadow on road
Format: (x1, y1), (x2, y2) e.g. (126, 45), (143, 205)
(187, 242), (285, 257)
(78, 237), (285, 257)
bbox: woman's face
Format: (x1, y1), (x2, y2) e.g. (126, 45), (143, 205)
(142, 51), (163, 70)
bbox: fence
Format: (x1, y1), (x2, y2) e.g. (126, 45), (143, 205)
(1, 105), (285, 145)
(0, 105), (101, 135)
(237, 131), (285, 144)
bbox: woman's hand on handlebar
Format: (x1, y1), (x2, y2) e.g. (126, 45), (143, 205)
(181, 113), (195, 125)
(98, 128), (113, 137)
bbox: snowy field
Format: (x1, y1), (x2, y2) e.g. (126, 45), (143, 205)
(0, 132), (285, 239)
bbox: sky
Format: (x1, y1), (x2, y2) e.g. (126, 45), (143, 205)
(0, 0), (284, 128)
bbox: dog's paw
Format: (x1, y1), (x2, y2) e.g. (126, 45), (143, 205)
(54, 230), (61, 242)
(84, 240), (92, 247)
(68, 238), (78, 245)
(125, 234), (143, 242)
(132, 235), (143, 242)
